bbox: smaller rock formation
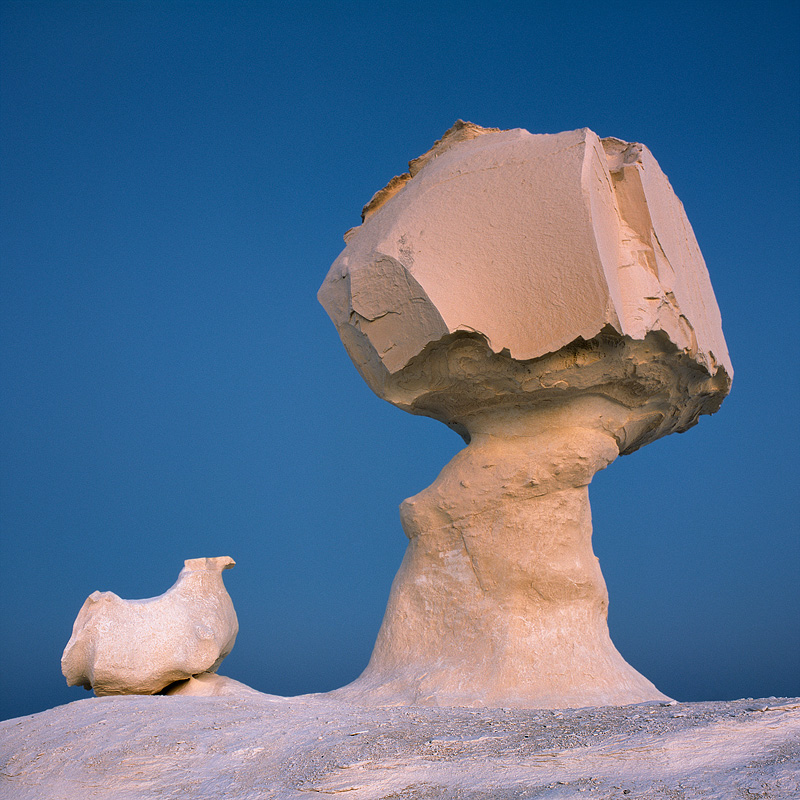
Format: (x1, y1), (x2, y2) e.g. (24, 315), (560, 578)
(163, 672), (264, 697)
(61, 556), (238, 696)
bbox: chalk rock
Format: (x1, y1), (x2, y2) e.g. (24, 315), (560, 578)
(61, 556), (238, 696)
(4, 696), (799, 799)
(319, 121), (731, 448)
(319, 123), (732, 708)
(163, 672), (263, 697)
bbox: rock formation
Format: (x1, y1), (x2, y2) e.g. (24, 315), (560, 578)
(5, 695), (799, 799)
(318, 122), (732, 708)
(61, 556), (238, 696)
(163, 672), (263, 697)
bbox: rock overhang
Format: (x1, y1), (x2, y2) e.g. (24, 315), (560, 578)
(318, 122), (732, 447)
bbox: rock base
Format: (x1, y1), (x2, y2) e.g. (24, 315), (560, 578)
(2, 691), (798, 799)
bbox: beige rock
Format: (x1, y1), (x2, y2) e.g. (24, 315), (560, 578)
(319, 122), (732, 708)
(163, 672), (262, 697)
(61, 556), (238, 696)
(320, 121), (731, 398)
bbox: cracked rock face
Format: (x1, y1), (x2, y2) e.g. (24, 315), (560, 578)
(319, 123), (732, 708)
(61, 556), (238, 696)
(319, 121), (731, 440)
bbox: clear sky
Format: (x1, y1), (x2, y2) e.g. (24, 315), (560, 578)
(2, 1), (798, 721)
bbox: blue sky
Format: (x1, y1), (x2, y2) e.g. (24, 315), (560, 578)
(2, 1), (798, 721)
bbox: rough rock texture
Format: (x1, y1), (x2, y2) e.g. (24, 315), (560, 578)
(319, 123), (732, 708)
(163, 672), (264, 697)
(61, 556), (238, 696)
(319, 121), (731, 400)
(2, 694), (798, 799)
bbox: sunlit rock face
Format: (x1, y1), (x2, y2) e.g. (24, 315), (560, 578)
(319, 121), (730, 448)
(62, 557), (238, 696)
(319, 122), (732, 708)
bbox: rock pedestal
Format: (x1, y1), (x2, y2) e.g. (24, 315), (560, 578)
(341, 404), (655, 708)
(319, 122), (732, 707)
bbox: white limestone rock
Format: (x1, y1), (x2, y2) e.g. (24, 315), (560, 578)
(319, 123), (732, 708)
(319, 120), (731, 436)
(3, 695), (799, 799)
(162, 672), (263, 697)
(61, 556), (238, 696)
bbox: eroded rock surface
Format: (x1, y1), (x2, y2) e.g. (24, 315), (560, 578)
(320, 121), (731, 405)
(61, 556), (238, 696)
(2, 695), (798, 799)
(319, 122), (732, 708)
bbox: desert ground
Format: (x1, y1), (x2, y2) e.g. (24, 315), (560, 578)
(2, 688), (798, 799)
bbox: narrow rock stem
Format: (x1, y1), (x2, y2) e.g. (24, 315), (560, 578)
(336, 401), (669, 707)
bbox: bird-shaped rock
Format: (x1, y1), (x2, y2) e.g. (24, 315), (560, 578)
(61, 556), (238, 696)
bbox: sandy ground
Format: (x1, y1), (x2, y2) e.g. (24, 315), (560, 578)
(1, 692), (798, 799)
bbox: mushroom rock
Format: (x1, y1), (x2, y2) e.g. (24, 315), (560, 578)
(61, 556), (238, 696)
(318, 122), (732, 708)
